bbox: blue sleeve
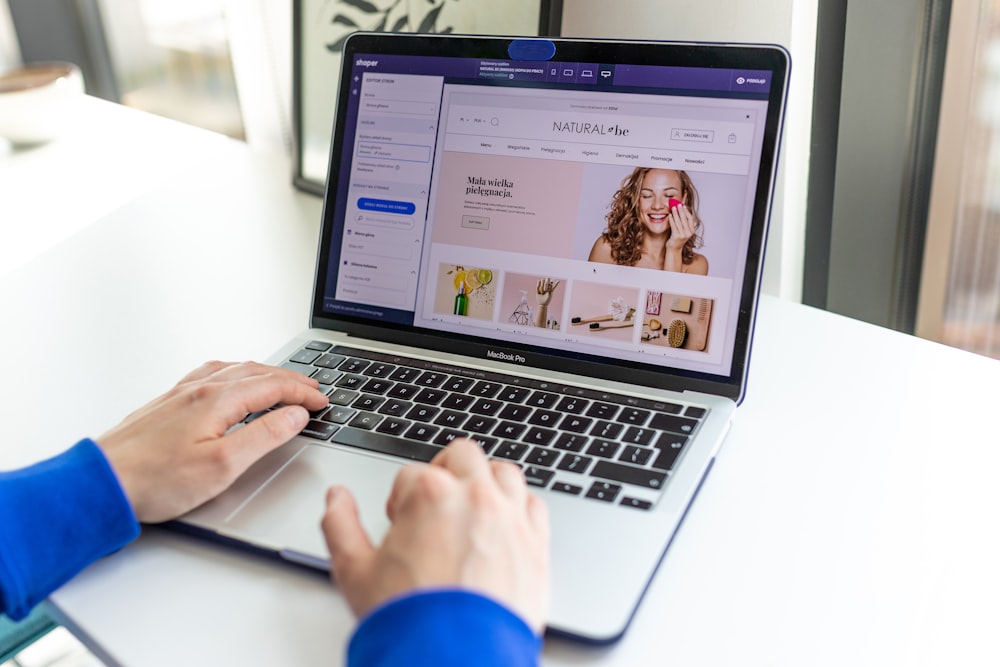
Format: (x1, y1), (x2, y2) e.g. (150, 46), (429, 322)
(347, 588), (542, 666)
(0, 439), (140, 620)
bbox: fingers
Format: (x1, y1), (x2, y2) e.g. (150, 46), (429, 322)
(490, 459), (527, 504)
(430, 438), (492, 480)
(219, 404), (310, 476)
(322, 486), (376, 598)
(177, 360), (321, 391)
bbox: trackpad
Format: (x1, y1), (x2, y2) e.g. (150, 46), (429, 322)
(220, 445), (404, 566)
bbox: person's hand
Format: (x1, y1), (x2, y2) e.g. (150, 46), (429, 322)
(322, 438), (551, 634)
(535, 278), (559, 307)
(98, 361), (329, 523)
(533, 278), (559, 328)
(665, 202), (698, 251)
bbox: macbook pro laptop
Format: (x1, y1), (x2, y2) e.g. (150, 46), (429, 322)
(175, 33), (789, 643)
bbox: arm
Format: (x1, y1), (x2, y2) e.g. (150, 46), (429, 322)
(323, 439), (550, 666)
(0, 439), (138, 620)
(0, 361), (329, 619)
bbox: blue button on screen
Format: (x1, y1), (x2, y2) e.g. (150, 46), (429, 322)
(358, 198), (416, 215)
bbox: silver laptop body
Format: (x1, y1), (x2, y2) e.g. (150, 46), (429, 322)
(176, 33), (789, 644)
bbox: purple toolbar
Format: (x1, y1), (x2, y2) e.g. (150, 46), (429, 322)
(351, 54), (772, 94)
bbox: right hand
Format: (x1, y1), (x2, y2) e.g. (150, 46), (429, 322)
(321, 438), (551, 633)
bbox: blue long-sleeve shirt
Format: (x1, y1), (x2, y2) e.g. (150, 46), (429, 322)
(0, 439), (540, 665)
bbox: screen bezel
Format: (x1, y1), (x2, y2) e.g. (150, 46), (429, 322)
(309, 33), (789, 403)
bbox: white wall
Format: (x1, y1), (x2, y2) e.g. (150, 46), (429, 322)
(561, 0), (818, 301)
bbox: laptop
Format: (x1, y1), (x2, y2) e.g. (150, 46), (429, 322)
(175, 33), (789, 644)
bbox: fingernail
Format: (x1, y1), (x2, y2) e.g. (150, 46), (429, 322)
(286, 406), (309, 429)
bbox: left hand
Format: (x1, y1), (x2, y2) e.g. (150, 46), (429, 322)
(98, 361), (329, 523)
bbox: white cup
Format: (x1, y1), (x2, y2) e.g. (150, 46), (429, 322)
(0, 62), (86, 145)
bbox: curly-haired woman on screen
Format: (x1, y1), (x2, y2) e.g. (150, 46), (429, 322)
(588, 167), (708, 275)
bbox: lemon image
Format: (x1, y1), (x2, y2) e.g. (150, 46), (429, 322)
(452, 270), (467, 290)
(465, 270), (481, 290)
(476, 269), (493, 285)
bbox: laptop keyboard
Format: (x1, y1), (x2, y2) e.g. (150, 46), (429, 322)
(272, 341), (708, 511)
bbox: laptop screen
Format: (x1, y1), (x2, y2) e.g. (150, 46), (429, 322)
(312, 35), (787, 401)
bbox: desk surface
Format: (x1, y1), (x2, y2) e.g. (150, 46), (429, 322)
(3, 100), (999, 666)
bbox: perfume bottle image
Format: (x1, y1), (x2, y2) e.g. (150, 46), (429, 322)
(454, 281), (468, 316)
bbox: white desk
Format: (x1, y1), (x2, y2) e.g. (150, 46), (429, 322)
(2, 100), (999, 666)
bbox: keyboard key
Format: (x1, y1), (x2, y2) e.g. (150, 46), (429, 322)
(558, 414), (593, 433)
(468, 398), (501, 416)
(590, 421), (623, 439)
(361, 378), (394, 395)
(527, 391), (559, 409)
(587, 439), (620, 459)
(524, 465), (555, 487)
(313, 369), (343, 386)
(592, 460), (667, 490)
(498, 404), (532, 421)
(378, 398), (413, 417)
(470, 381), (502, 397)
(465, 416), (498, 434)
(651, 434), (688, 471)
(619, 445), (653, 466)
(493, 421), (527, 440)
(617, 407), (651, 425)
(622, 426), (655, 446)
(376, 417), (411, 436)
(552, 482), (583, 495)
(305, 341), (332, 352)
(434, 410), (468, 428)
(332, 427), (441, 462)
(442, 376), (475, 392)
(340, 358), (371, 373)
(315, 353), (347, 369)
(404, 423), (440, 442)
(493, 441), (529, 461)
(555, 396), (589, 414)
(414, 388), (448, 405)
(301, 420), (337, 440)
(387, 383), (420, 400)
(336, 373), (367, 389)
(406, 405), (440, 422)
(352, 394), (385, 412)
(525, 447), (560, 467)
(621, 497), (653, 511)
(586, 401), (619, 419)
(586, 482), (622, 503)
(364, 362), (397, 378)
(442, 393), (476, 411)
(416, 371), (447, 387)
(321, 406), (357, 424)
(527, 409), (560, 427)
(649, 413), (700, 435)
(328, 388), (360, 406)
(349, 411), (383, 430)
(557, 454), (593, 474)
(553, 433), (589, 452)
(290, 349), (321, 364)
(497, 386), (531, 403)
(684, 406), (707, 419)
(389, 366), (421, 383)
(434, 428), (468, 447)
(524, 427), (556, 447)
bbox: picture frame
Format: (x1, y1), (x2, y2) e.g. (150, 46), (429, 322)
(292, 0), (563, 195)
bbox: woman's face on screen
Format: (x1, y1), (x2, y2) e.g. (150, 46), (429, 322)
(638, 169), (682, 235)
